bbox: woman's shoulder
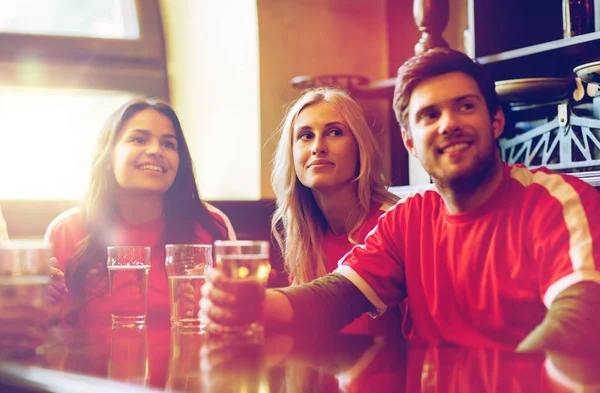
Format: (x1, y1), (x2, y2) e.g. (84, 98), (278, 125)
(371, 202), (394, 220)
(44, 207), (86, 269)
(44, 207), (86, 248)
(45, 207), (84, 236)
(354, 202), (395, 240)
(203, 203), (237, 240)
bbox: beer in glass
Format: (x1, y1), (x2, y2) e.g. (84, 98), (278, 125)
(211, 240), (270, 340)
(165, 244), (211, 330)
(107, 246), (150, 327)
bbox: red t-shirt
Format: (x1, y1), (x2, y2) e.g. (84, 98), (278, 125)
(322, 203), (402, 336)
(335, 164), (600, 349)
(45, 204), (235, 326)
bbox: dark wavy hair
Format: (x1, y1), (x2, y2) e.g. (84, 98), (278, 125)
(393, 47), (499, 133)
(65, 97), (226, 323)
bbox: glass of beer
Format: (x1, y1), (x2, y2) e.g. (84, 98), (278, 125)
(165, 244), (212, 330)
(107, 246), (150, 327)
(0, 240), (52, 358)
(211, 240), (270, 340)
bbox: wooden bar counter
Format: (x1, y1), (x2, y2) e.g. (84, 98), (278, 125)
(0, 323), (598, 392)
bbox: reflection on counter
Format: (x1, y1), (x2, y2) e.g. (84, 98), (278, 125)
(0, 327), (599, 392)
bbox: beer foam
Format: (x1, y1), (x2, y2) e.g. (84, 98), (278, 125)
(107, 265), (150, 270)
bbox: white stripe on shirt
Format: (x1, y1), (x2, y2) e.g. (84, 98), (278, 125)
(511, 166), (600, 306)
(334, 264), (388, 317)
(334, 187), (438, 315)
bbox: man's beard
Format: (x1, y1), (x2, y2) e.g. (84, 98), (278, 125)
(432, 145), (500, 194)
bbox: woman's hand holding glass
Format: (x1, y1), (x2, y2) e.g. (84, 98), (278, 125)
(48, 257), (68, 306)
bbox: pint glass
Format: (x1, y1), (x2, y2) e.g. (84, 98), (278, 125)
(107, 246), (151, 327)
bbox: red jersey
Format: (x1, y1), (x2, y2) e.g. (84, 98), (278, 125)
(322, 203), (402, 336)
(45, 204), (235, 326)
(335, 164), (600, 349)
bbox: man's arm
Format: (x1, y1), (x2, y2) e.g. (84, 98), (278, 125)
(274, 272), (374, 331)
(517, 281), (600, 354)
(203, 271), (372, 330)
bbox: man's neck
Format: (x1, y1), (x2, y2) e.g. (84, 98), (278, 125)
(437, 160), (505, 215)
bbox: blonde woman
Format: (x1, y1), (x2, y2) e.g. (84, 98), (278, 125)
(271, 87), (402, 335)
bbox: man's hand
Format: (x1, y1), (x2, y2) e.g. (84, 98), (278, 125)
(200, 268), (240, 330)
(200, 268), (294, 331)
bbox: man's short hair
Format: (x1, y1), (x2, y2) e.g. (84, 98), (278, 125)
(393, 48), (499, 132)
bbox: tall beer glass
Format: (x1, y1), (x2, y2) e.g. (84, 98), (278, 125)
(211, 240), (270, 340)
(165, 244), (211, 330)
(107, 246), (150, 327)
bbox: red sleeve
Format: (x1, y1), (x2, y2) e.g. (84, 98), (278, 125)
(334, 203), (407, 316)
(521, 169), (600, 306)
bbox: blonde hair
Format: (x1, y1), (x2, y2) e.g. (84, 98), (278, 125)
(271, 87), (399, 284)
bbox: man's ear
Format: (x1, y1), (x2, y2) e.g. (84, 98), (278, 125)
(491, 107), (505, 140)
(402, 128), (418, 157)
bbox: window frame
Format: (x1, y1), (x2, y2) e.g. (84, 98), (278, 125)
(0, 0), (163, 62)
(0, 0), (168, 98)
